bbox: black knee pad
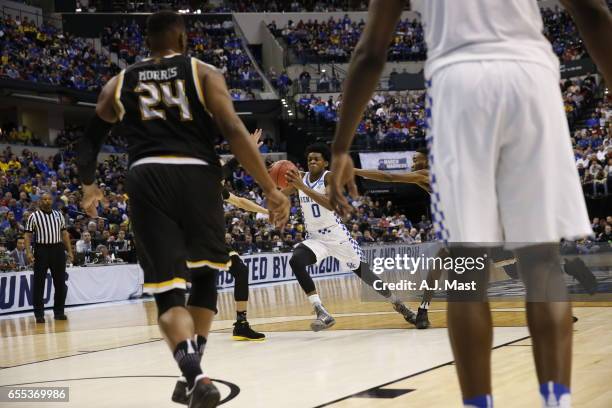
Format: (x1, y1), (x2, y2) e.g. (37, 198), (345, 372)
(289, 244), (317, 269)
(154, 288), (186, 317)
(187, 267), (219, 313)
(446, 246), (491, 302)
(289, 244), (317, 294)
(228, 254), (249, 302)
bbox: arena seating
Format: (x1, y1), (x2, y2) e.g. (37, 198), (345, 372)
(0, 15), (120, 91)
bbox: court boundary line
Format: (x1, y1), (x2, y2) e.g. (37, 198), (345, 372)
(313, 335), (531, 407)
(1, 338), (162, 369)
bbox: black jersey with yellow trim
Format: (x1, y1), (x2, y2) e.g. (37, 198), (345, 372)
(116, 54), (221, 168)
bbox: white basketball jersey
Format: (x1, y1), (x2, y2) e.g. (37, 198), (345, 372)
(412, 0), (559, 78)
(298, 170), (340, 233)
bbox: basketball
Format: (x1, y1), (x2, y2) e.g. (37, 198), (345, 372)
(269, 160), (298, 189)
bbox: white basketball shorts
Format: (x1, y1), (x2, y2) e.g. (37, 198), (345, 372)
(426, 60), (591, 243)
(301, 224), (363, 270)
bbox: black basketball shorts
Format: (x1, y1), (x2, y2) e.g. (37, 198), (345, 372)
(127, 163), (230, 294)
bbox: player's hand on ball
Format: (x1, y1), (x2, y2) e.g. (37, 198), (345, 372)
(285, 168), (304, 189)
(265, 189), (290, 229)
(329, 153), (358, 216)
(81, 184), (104, 218)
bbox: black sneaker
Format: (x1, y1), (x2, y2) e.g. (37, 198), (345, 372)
(392, 301), (416, 325)
(54, 314), (67, 321)
(232, 321), (266, 341)
(573, 316), (578, 323)
(35, 316), (45, 324)
(564, 258), (597, 295)
(415, 308), (431, 329)
(188, 377), (220, 408)
(172, 377), (189, 405)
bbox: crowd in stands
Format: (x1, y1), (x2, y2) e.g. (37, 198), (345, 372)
(0, 15), (120, 91)
(541, 6), (587, 63)
(101, 19), (263, 98)
(0, 142), (443, 270)
(0, 124), (41, 146)
(0, 146), (133, 270)
(219, 0), (371, 12)
(270, 16), (426, 64)
(0, 138), (610, 271)
(572, 91), (612, 197)
(298, 90), (427, 150)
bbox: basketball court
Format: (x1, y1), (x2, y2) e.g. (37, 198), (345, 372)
(2, 274), (611, 407)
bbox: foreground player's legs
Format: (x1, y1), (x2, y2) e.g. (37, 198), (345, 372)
(446, 247), (493, 406)
(173, 267), (221, 406)
(289, 244), (335, 331)
(156, 287), (218, 407)
(352, 262), (416, 325)
(228, 254), (265, 341)
(515, 244), (572, 407)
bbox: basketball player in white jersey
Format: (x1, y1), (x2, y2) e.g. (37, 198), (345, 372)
(355, 150), (593, 330)
(283, 143), (417, 331)
(327, 1), (612, 407)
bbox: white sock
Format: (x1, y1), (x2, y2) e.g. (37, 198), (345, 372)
(308, 294), (322, 307)
(420, 301), (430, 310)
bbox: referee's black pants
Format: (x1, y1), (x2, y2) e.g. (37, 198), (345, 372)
(33, 243), (67, 317)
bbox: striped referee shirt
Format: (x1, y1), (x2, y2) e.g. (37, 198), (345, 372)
(24, 210), (66, 244)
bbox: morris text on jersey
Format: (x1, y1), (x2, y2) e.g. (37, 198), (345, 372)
(138, 67), (179, 81)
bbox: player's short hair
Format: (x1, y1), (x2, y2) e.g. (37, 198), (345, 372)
(146, 11), (185, 38)
(305, 142), (331, 162)
(416, 147), (429, 157)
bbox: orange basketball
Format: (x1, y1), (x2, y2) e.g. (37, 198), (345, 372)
(268, 160), (298, 189)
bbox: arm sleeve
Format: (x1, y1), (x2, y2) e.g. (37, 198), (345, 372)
(221, 157), (240, 180)
(221, 187), (231, 200)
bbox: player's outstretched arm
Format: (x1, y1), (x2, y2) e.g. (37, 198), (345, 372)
(199, 62), (289, 227)
(226, 192), (269, 215)
(285, 169), (334, 211)
(76, 75), (118, 218)
(561, 0), (612, 85)
(355, 168), (431, 192)
(330, 0), (406, 214)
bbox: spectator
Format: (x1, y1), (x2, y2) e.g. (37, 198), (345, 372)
(10, 237), (29, 268)
(76, 231), (92, 254)
(299, 70), (311, 92)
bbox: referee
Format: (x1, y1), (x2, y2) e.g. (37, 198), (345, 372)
(24, 193), (74, 323)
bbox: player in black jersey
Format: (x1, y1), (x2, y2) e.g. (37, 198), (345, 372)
(76, 11), (289, 408)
